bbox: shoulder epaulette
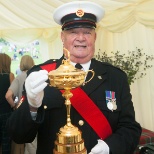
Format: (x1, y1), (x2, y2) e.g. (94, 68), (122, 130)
(27, 59), (58, 75)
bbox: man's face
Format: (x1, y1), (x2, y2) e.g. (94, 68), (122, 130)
(61, 28), (96, 64)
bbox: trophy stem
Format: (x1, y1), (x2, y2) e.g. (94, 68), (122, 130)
(54, 88), (87, 154)
(62, 88), (73, 127)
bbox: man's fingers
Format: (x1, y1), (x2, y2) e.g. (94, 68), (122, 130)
(32, 82), (48, 94)
(91, 144), (103, 153)
(31, 75), (48, 89)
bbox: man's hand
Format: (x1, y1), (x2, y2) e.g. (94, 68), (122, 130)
(89, 139), (109, 154)
(25, 70), (48, 108)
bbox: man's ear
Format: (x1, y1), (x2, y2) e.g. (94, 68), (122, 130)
(94, 32), (97, 41)
(61, 31), (64, 42)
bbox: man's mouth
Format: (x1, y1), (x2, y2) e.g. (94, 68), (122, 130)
(74, 45), (86, 48)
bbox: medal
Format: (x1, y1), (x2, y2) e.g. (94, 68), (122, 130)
(112, 99), (117, 110)
(105, 91), (117, 111)
(107, 101), (113, 111)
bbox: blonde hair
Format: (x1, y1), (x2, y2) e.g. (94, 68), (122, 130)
(0, 53), (11, 73)
(20, 55), (35, 71)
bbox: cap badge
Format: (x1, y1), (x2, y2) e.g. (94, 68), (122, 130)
(76, 9), (84, 17)
(105, 91), (117, 112)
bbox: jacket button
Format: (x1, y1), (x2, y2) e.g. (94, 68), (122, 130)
(44, 105), (47, 109)
(79, 120), (84, 126)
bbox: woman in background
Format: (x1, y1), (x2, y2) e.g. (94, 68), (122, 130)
(0, 53), (15, 154)
(5, 55), (35, 154)
(6, 55), (35, 109)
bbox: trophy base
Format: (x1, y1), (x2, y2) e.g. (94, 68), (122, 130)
(53, 124), (87, 154)
(53, 148), (87, 154)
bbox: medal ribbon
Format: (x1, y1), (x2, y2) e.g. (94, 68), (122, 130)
(106, 91), (115, 102)
(112, 91), (115, 100)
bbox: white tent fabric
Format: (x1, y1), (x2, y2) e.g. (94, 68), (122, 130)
(0, 0), (154, 31)
(0, 0), (154, 131)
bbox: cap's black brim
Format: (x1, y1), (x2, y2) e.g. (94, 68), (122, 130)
(62, 22), (96, 31)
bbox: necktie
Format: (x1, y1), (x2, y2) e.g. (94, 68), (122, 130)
(75, 63), (83, 69)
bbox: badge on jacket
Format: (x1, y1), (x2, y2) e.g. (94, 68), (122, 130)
(16, 95), (25, 109)
(105, 91), (117, 111)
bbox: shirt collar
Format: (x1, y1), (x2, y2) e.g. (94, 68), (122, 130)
(70, 60), (91, 72)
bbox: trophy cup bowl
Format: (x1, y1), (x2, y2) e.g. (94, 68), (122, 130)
(48, 48), (94, 154)
(48, 62), (86, 89)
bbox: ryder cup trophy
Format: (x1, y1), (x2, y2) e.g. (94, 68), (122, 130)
(48, 48), (94, 154)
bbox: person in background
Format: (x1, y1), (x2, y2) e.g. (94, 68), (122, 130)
(15, 65), (22, 76)
(0, 46), (3, 53)
(5, 55), (36, 154)
(0, 53), (14, 154)
(6, 1), (141, 154)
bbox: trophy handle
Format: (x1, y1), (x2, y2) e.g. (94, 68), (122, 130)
(83, 70), (95, 85)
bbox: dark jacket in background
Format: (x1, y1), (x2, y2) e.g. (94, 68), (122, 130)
(0, 73), (12, 154)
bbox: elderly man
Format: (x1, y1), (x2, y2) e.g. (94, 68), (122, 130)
(7, 1), (141, 154)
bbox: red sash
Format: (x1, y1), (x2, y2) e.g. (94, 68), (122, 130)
(41, 63), (112, 139)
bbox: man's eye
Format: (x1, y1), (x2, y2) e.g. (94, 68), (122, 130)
(71, 31), (76, 33)
(84, 31), (91, 34)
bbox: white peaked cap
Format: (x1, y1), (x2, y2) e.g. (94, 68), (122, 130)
(53, 1), (105, 30)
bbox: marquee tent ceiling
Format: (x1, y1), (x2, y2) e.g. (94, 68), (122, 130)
(0, 0), (154, 33)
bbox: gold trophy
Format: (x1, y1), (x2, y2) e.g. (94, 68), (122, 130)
(48, 48), (94, 154)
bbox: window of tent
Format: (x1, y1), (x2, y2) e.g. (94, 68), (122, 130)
(0, 39), (43, 76)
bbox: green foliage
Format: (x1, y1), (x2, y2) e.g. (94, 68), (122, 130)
(95, 48), (154, 85)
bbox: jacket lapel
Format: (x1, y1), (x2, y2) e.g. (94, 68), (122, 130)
(82, 59), (107, 95)
(56, 56), (64, 68)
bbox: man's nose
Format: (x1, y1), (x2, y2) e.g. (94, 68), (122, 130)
(77, 33), (86, 41)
